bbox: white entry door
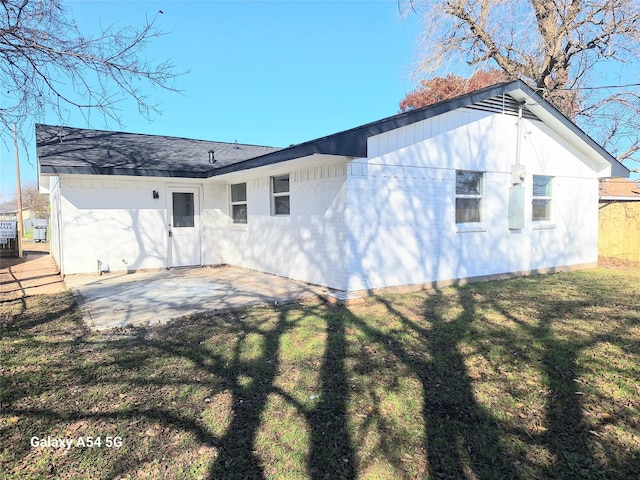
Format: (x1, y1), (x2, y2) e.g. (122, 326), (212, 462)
(168, 187), (201, 267)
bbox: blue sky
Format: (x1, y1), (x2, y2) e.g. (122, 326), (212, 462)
(1, 1), (636, 203)
(0, 0), (424, 201)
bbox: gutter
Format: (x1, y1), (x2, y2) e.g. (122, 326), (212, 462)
(599, 196), (640, 201)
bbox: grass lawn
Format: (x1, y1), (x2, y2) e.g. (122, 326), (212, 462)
(1, 266), (639, 479)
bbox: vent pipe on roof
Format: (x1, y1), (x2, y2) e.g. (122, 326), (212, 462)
(208, 150), (215, 163)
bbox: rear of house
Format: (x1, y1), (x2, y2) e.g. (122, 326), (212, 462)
(38, 80), (628, 293)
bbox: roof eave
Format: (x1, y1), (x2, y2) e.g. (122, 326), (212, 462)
(209, 81), (531, 177)
(600, 196), (640, 201)
(507, 84), (629, 178)
(39, 165), (211, 178)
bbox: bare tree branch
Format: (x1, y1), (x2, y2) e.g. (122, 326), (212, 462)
(0, 0), (184, 142)
(405, 0), (640, 168)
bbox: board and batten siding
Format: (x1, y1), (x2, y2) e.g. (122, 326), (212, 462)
(345, 107), (601, 292)
(599, 201), (640, 262)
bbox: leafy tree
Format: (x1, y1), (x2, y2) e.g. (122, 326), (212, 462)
(402, 0), (640, 166)
(0, 0), (180, 139)
(399, 69), (509, 111)
(21, 182), (48, 217)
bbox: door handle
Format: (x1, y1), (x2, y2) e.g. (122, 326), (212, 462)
(168, 230), (173, 237)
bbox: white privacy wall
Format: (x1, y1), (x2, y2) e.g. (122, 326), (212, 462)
(48, 176), (63, 272)
(345, 108), (602, 292)
(56, 176), (173, 275)
(217, 158), (349, 291)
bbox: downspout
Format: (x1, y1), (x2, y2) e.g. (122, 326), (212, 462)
(516, 101), (525, 166)
(509, 101), (527, 230)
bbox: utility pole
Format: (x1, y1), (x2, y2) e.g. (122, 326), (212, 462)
(14, 123), (23, 257)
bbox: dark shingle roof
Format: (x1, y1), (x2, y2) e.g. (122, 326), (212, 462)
(211, 80), (628, 178)
(37, 124), (281, 178)
(37, 80), (629, 179)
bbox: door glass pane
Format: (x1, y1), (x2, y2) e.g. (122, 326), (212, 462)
(173, 192), (194, 227)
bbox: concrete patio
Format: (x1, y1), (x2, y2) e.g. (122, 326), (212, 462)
(2, 242), (355, 330)
(65, 265), (339, 330)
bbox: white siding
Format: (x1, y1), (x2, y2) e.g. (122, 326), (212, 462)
(345, 109), (600, 291)
(58, 176), (177, 275)
(48, 176), (63, 272)
(49, 107), (604, 292)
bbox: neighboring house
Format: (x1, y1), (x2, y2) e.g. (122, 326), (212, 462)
(37, 80), (628, 293)
(0, 206), (34, 233)
(598, 178), (640, 262)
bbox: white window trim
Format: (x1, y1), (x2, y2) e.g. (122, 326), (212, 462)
(455, 170), (485, 230)
(532, 175), (554, 225)
(230, 183), (248, 225)
(271, 174), (290, 216)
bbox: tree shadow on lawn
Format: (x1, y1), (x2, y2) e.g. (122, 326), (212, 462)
(1, 294), (357, 480)
(481, 275), (640, 479)
(351, 289), (515, 478)
(164, 304), (356, 479)
(344, 274), (640, 479)
(2, 277), (639, 479)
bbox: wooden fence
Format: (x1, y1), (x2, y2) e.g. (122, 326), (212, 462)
(599, 201), (640, 262)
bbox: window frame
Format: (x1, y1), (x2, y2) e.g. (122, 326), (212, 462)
(532, 175), (553, 222)
(271, 174), (290, 216)
(455, 170), (484, 225)
(230, 183), (247, 225)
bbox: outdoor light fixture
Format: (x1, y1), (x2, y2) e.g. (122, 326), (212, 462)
(152, 190), (159, 199)
(208, 150), (215, 163)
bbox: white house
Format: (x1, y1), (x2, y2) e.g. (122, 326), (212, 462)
(37, 80), (628, 293)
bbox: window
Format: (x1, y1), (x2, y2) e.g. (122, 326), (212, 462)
(230, 183), (247, 224)
(271, 174), (290, 215)
(172, 192), (194, 228)
(455, 170), (483, 223)
(532, 175), (553, 221)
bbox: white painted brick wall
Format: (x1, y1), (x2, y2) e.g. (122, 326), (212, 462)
(48, 176), (63, 272)
(346, 110), (601, 291)
(221, 157), (349, 290)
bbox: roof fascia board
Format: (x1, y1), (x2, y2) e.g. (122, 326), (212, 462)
(210, 153), (353, 183)
(507, 84), (629, 178)
(209, 81), (527, 177)
(40, 165), (210, 178)
(209, 141), (361, 177)
(600, 196), (640, 201)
